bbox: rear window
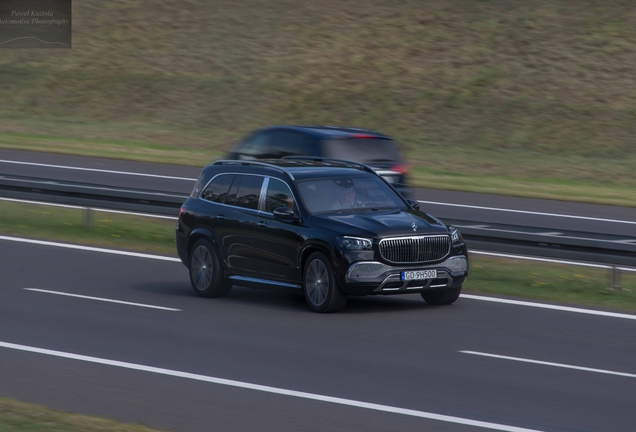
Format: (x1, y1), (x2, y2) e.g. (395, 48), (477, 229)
(234, 175), (264, 210)
(321, 138), (400, 164)
(200, 174), (235, 203)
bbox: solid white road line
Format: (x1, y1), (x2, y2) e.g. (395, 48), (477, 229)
(0, 159), (197, 181)
(0, 235), (181, 262)
(461, 351), (636, 379)
(461, 294), (636, 321)
(0, 341), (543, 432)
(418, 200), (636, 225)
(24, 288), (180, 311)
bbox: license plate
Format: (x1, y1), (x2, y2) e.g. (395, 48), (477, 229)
(401, 270), (437, 281)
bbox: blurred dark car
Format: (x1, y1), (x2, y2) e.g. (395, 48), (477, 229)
(176, 158), (468, 313)
(226, 125), (411, 197)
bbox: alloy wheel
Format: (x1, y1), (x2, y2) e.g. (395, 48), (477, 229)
(306, 259), (329, 306)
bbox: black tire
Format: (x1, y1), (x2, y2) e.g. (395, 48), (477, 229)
(421, 285), (462, 305)
(303, 251), (348, 313)
(189, 238), (232, 298)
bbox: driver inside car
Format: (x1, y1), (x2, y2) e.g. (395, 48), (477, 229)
(331, 179), (364, 210)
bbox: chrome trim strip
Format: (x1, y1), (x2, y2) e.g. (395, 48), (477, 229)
(229, 275), (302, 289)
(259, 177), (270, 212)
(379, 234), (450, 242)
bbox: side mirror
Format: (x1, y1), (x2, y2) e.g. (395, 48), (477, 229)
(273, 206), (296, 221)
(407, 199), (420, 210)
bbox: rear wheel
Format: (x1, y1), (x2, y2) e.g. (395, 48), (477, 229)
(303, 252), (347, 313)
(421, 285), (462, 305)
(189, 238), (232, 298)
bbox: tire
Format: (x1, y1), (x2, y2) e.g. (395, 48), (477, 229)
(303, 252), (348, 313)
(421, 285), (462, 305)
(189, 238), (232, 298)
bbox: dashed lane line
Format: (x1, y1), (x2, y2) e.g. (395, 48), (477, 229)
(24, 288), (181, 311)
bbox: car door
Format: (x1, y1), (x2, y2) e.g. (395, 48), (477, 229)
(215, 174), (264, 274)
(250, 177), (305, 282)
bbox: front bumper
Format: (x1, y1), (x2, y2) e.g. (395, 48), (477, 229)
(341, 255), (468, 295)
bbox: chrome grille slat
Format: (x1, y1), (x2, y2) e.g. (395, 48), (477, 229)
(379, 235), (451, 264)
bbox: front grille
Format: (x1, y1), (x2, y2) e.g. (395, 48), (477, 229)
(379, 235), (451, 263)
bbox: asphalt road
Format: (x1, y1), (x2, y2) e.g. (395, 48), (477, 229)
(2, 238), (636, 432)
(2, 148), (636, 238)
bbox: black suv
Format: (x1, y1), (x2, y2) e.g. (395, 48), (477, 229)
(176, 158), (468, 313)
(226, 125), (410, 197)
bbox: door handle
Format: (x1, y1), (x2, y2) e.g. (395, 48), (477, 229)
(216, 215), (228, 221)
(257, 221), (267, 228)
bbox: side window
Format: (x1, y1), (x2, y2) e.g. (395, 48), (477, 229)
(225, 175), (241, 206)
(236, 131), (273, 158)
(200, 174), (235, 203)
(270, 131), (313, 156)
(265, 178), (295, 213)
(234, 175), (264, 210)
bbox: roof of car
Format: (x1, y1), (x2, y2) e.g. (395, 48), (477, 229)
(209, 158), (379, 181)
(264, 125), (391, 139)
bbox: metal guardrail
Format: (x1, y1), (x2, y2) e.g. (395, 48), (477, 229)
(2, 175), (636, 287)
(0, 174), (187, 216)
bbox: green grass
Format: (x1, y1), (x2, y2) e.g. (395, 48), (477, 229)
(2, 0), (636, 205)
(0, 398), (165, 432)
(466, 255), (636, 312)
(0, 201), (176, 255)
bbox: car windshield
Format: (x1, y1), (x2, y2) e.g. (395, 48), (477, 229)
(297, 176), (407, 213)
(322, 138), (400, 164)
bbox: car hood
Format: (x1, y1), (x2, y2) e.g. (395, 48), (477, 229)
(312, 209), (448, 238)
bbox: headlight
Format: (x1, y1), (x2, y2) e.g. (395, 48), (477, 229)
(336, 236), (373, 250)
(449, 226), (463, 244)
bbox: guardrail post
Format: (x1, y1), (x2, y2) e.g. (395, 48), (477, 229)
(83, 207), (93, 227)
(610, 266), (621, 291)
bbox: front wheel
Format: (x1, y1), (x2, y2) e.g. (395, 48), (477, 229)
(303, 252), (347, 313)
(189, 238), (232, 298)
(421, 285), (462, 305)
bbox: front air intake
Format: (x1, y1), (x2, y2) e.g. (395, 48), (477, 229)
(379, 235), (451, 264)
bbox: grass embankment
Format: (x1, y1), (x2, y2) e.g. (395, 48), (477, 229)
(0, 398), (165, 432)
(2, 1), (636, 205)
(3, 200), (636, 311)
(0, 201), (176, 255)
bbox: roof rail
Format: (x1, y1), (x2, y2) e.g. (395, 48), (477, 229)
(212, 160), (295, 180)
(281, 156), (377, 175)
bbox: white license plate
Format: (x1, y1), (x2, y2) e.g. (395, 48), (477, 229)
(401, 270), (437, 281)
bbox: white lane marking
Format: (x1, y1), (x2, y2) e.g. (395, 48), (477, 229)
(0, 235), (181, 262)
(0, 341), (543, 432)
(461, 351), (636, 379)
(461, 294), (636, 321)
(0, 159), (197, 181)
(0, 197), (178, 220)
(470, 250), (612, 269)
(419, 200), (636, 225)
(3, 235), (635, 322)
(24, 288), (180, 311)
